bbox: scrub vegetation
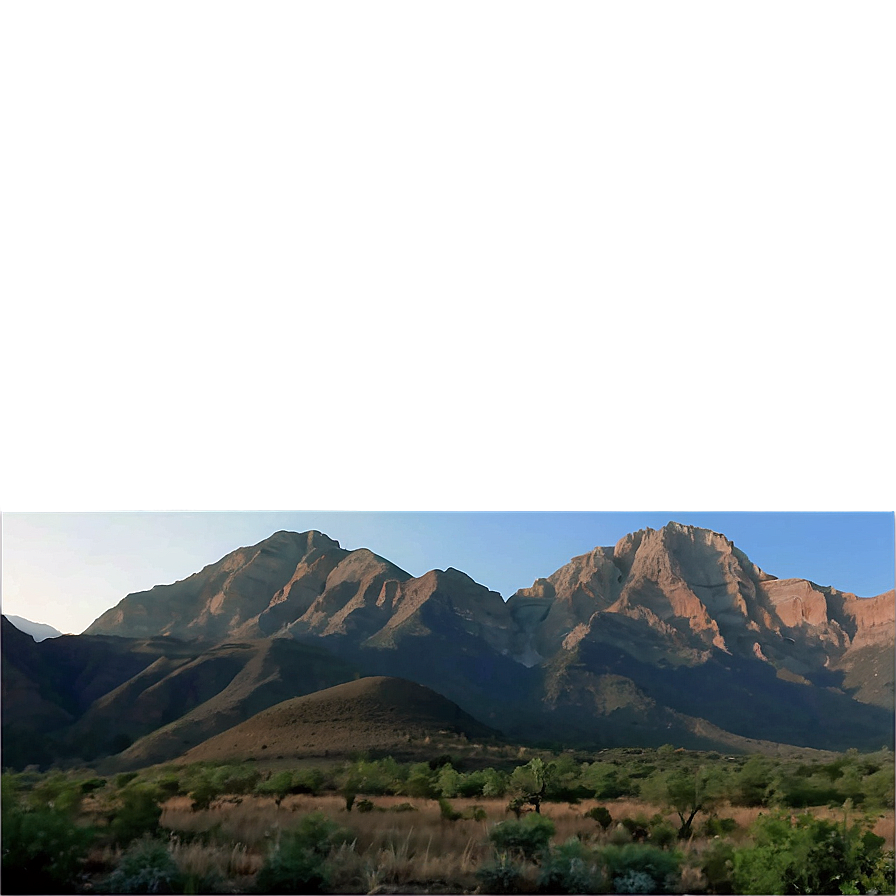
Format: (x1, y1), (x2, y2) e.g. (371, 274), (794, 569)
(2, 745), (893, 894)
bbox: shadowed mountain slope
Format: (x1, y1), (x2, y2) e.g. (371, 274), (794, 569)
(179, 676), (498, 764)
(103, 638), (360, 770)
(1, 616), (199, 767)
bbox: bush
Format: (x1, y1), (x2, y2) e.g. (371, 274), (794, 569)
(109, 785), (163, 846)
(601, 843), (682, 895)
(732, 811), (894, 895)
(105, 836), (183, 895)
(613, 869), (661, 893)
(699, 815), (738, 837)
(253, 813), (350, 896)
(537, 838), (600, 894)
(489, 814), (556, 861)
(188, 778), (220, 812)
(115, 772), (139, 789)
(585, 805), (613, 829)
(292, 811), (352, 855)
(80, 777), (107, 795)
(356, 798), (375, 813)
(700, 838), (736, 895)
(254, 843), (328, 895)
(647, 819), (678, 849)
(438, 797), (462, 821)
(620, 814), (650, 842)
(1, 805), (94, 894)
(476, 852), (527, 894)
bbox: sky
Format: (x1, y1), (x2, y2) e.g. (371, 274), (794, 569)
(2, 511), (893, 636)
(0, 0), (896, 632)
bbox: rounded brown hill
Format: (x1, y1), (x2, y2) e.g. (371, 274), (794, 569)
(179, 676), (498, 763)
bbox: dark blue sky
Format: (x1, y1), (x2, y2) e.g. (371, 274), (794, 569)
(0, 0), (894, 512)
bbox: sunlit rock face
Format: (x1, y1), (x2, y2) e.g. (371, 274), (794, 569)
(86, 530), (349, 641)
(510, 521), (893, 671)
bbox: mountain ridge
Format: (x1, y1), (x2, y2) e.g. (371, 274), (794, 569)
(6, 521), (893, 767)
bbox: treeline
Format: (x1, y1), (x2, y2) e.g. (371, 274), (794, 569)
(127, 745), (895, 815)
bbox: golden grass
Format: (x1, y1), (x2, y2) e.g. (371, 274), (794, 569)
(154, 793), (896, 894)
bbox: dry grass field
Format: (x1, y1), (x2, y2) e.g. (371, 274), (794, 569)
(147, 793), (895, 894)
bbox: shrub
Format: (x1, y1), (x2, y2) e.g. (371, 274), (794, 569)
(465, 805), (488, 822)
(537, 838), (600, 894)
(356, 798), (375, 813)
(476, 852), (527, 894)
(700, 838), (736, 895)
(390, 802), (417, 813)
(489, 813), (556, 861)
(188, 778), (220, 812)
(115, 772), (139, 789)
(620, 814), (650, 842)
(601, 843), (682, 895)
(255, 846), (328, 894)
(105, 836), (183, 895)
(731, 811), (894, 895)
(585, 805), (613, 829)
(1, 804), (94, 894)
(80, 777), (107, 795)
(610, 823), (633, 845)
(699, 815), (738, 837)
(291, 811), (352, 856)
(109, 784), (163, 846)
(647, 819), (678, 849)
(438, 797), (462, 821)
(28, 773), (84, 815)
(613, 869), (660, 893)
(253, 813), (350, 896)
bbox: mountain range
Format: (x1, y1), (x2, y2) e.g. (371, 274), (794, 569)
(3, 522), (893, 770)
(5, 615), (64, 642)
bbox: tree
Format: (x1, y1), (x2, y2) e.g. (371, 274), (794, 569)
(642, 766), (725, 839)
(509, 757), (551, 814)
(733, 755), (774, 807)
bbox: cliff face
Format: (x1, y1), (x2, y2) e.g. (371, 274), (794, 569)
(507, 522), (894, 677)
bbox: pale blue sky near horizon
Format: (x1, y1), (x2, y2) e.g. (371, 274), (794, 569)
(1, 511), (893, 636)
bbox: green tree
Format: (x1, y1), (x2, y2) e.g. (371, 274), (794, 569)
(733, 755), (774, 807)
(255, 771), (294, 808)
(642, 766), (725, 839)
(436, 763), (461, 798)
(509, 757), (551, 814)
(581, 762), (633, 799)
(403, 763), (437, 799)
